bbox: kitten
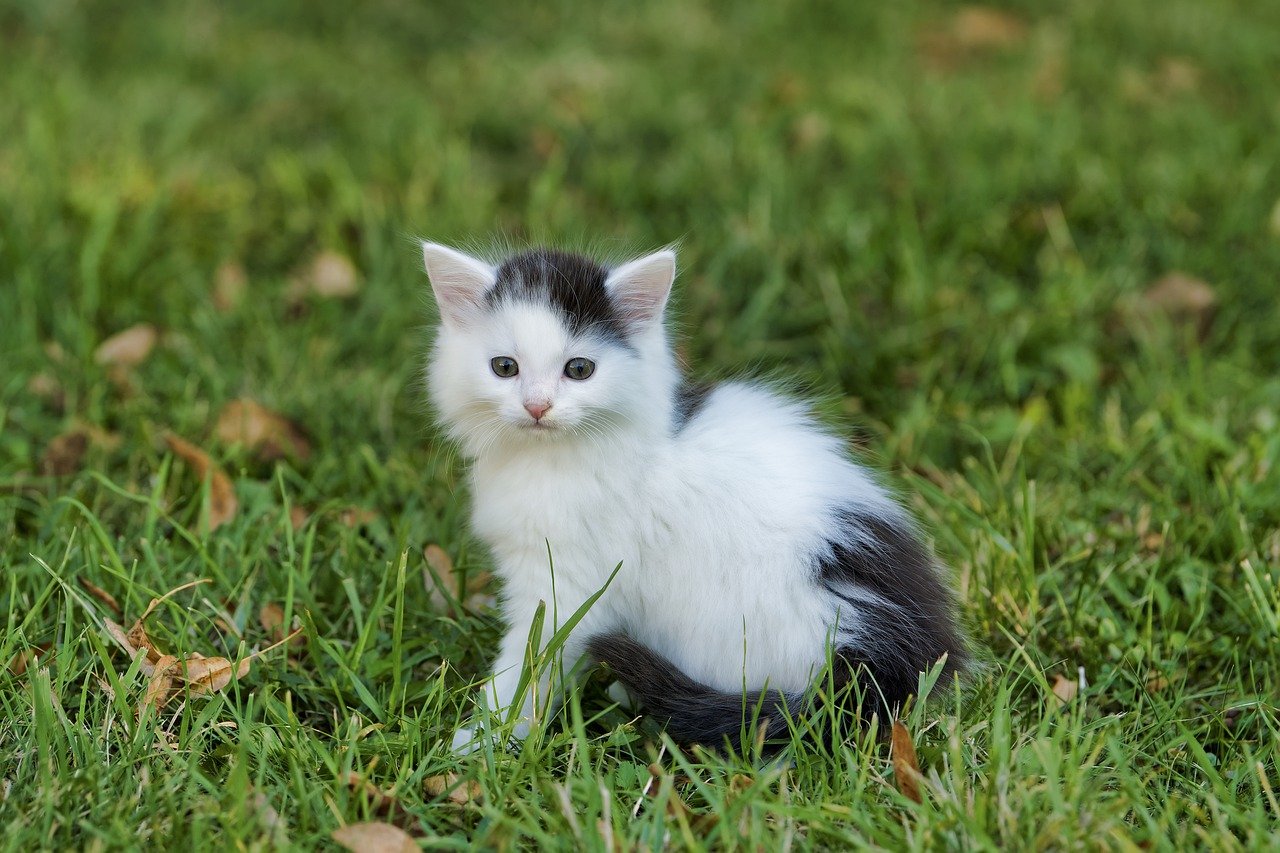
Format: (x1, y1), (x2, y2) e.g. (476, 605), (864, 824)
(423, 242), (970, 752)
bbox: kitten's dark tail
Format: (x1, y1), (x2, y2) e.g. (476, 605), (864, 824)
(587, 633), (805, 748)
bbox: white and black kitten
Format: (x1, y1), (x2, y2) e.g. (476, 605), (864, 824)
(423, 243), (969, 752)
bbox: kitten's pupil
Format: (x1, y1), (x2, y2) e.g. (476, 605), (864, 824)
(564, 358), (595, 380)
(491, 356), (518, 378)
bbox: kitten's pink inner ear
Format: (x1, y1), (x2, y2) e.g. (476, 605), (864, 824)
(605, 249), (676, 326)
(422, 242), (495, 325)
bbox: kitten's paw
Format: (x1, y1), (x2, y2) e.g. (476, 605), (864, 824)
(607, 680), (637, 711)
(450, 722), (531, 755)
(450, 726), (483, 755)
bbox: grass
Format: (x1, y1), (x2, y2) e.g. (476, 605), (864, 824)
(2, 0), (1279, 848)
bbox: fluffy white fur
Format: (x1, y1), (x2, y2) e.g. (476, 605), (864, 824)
(424, 243), (905, 751)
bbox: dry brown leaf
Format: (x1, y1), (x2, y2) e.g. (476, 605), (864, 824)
(424, 773), (482, 807)
(165, 433), (239, 530)
(181, 655), (251, 696)
(1145, 672), (1170, 693)
(103, 618), (138, 657)
(142, 654), (179, 711)
(289, 505), (311, 529)
(291, 250), (360, 301)
(1032, 40), (1067, 101)
(259, 602), (285, 637)
(342, 772), (414, 827)
(27, 371), (64, 407)
(1157, 57), (1200, 93)
(215, 399), (311, 461)
(891, 720), (923, 804)
(1051, 674), (1079, 704)
(94, 323), (158, 368)
(423, 544), (458, 610)
(1142, 272), (1217, 338)
(78, 577), (121, 614)
(213, 261), (248, 312)
(339, 507), (378, 528)
(953, 6), (1027, 49)
(7, 652), (33, 677)
(125, 620), (165, 670)
(259, 603), (306, 647)
(40, 430), (89, 476)
(331, 822), (417, 853)
(104, 579), (212, 673)
(7, 644), (51, 676)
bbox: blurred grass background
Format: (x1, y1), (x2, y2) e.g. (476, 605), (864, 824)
(2, 0), (1279, 848)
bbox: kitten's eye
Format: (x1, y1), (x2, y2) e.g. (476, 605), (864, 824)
(490, 356), (519, 378)
(564, 357), (595, 380)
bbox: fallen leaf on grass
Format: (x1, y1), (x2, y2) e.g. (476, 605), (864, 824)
(39, 425), (121, 476)
(332, 822), (417, 853)
(104, 579), (212, 674)
(142, 654), (179, 711)
(424, 545), (493, 611)
(423, 545), (457, 610)
(215, 399), (311, 462)
(288, 250), (360, 302)
(891, 720), (924, 804)
(181, 655), (252, 696)
(103, 579), (302, 713)
(39, 430), (89, 476)
(1051, 674), (1079, 704)
(918, 6), (1027, 70)
(343, 772), (414, 827)
(953, 6), (1027, 49)
(7, 644), (51, 676)
(1156, 57), (1201, 94)
(1141, 273), (1217, 337)
(340, 507), (378, 528)
(94, 323), (157, 368)
(213, 261), (248, 312)
(259, 603), (306, 648)
(78, 577), (121, 614)
(165, 433), (239, 530)
(27, 372), (64, 409)
(289, 505), (311, 529)
(424, 773), (482, 807)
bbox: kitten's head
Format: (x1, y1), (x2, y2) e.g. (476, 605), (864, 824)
(423, 243), (677, 454)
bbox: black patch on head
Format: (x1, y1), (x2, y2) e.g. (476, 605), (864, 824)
(818, 510), (971, 722)
(673, 379), (714, 431)
(488, 249), (628, 343)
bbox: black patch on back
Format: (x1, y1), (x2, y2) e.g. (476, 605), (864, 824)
(818, 510), (970, 722)
(488, 249), (628, 343)
(673, 379), (714, 431)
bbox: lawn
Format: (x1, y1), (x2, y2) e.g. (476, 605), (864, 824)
(2, 0), (1279, 848)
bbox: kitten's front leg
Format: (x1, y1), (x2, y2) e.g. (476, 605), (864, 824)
(451, 608), (590, 754)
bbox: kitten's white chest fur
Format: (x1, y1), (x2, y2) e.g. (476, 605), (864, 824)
(469, 381), (893, 694)
(422, 242), (968, 750)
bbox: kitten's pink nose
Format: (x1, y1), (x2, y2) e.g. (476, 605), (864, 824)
(524, 402), (551, 421)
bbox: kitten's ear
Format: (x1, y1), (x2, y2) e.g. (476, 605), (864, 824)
(605, 249), (676, 327)
(422, 242), (495, 326)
